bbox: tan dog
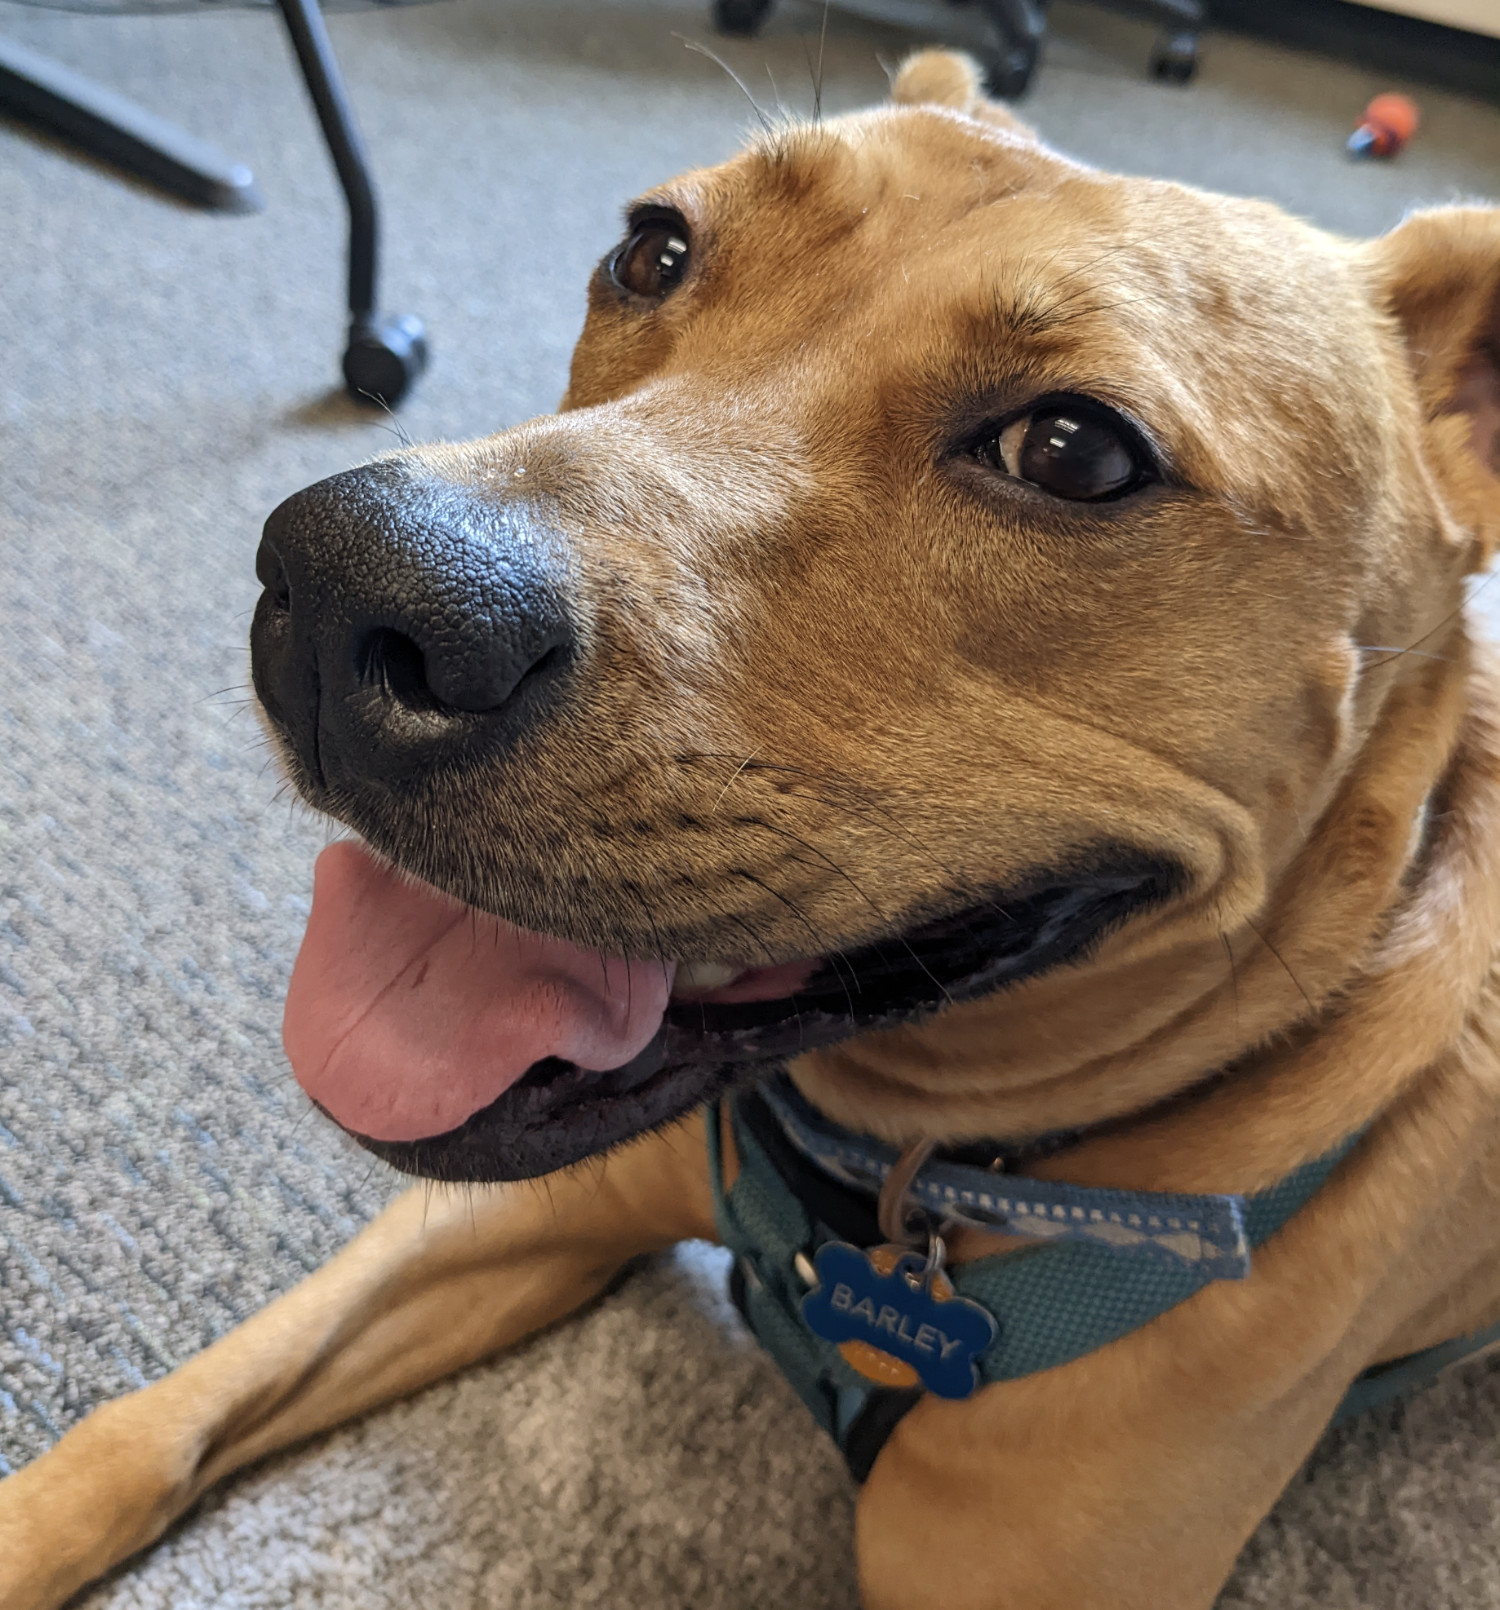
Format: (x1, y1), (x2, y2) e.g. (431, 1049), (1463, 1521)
(5, 49), (1500, 1610)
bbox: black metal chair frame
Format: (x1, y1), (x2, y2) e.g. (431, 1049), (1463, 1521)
(712, 0), (1205, 97)
(970, 0), (1202, 95)
(0, 0), (427, 406)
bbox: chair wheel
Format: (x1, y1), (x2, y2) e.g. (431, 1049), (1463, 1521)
(343, 313), (428, 409)
(984, 42), (1038, 101)
(1151, 32), (1198, 84)
(712, 0), (773, 37)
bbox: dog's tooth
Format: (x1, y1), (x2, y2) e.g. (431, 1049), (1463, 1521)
(675, 961), (740, 992)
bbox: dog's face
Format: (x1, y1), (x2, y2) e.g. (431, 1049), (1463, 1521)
(253, 52), (1500, 1179)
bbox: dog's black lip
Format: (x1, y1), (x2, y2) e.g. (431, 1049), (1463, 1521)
(351, 854), (1182, 1184)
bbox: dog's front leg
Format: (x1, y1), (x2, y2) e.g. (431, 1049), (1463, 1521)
(0, 1112), (717, 1610)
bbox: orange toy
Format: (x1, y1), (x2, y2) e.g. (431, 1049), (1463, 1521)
(1348, 92), (1420, 158)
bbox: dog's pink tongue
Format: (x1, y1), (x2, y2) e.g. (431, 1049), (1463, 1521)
(283, 841), (674, 1142)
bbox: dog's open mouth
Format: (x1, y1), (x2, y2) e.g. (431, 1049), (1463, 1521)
(284, 841), (1177, 1182)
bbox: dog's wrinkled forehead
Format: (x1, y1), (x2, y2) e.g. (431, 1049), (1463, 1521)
(567, 106), (1389, 530)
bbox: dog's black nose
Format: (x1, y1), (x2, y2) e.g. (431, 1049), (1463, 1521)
(251, 462), (574, 789)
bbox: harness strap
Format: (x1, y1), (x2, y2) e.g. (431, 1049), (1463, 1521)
(763, 1078), (1254, 1279)
(708, 1078), (1496, 1480)
(1334, 1321), (1500, 1423)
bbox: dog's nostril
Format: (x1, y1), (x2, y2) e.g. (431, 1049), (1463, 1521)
(520, 641), (567, 693)
(358, 629), (571, 718)
(358, 628), (442, 713)
(255, 538), (292, 613)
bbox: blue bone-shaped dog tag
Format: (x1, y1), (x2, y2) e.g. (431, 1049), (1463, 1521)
(800, 1241), (998, 1400)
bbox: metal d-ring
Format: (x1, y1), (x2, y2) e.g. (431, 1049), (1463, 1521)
(877, 1140), (961, 1295)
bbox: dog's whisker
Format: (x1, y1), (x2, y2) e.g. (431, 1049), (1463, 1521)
(362, 390), (414, 450)
(677, 749), (957, 878)
(710, 751), (760, 813)
(739, 814), (890, 923)
(733, 818), (933, 1000)
(286, 1100), (320, 1142)
(1039, 295), (1154, 328)
(774, 783), (957, 882)
(743, 845), (861, 1008)
(799, 37), (819, 123)
(728, 867), (843, 964)
(626, 888), (673, 974)
(674, 34), (775, 134)
(770, 838), (977, 1010)
(1243, 918), (1315, 1013)
(1220, 932), (1241, 1043)
(1362, 569), (1500, 670)
(1356, 645), (1452, 662)
(764, 63), (789, 122)
(714, 905), (784, 967)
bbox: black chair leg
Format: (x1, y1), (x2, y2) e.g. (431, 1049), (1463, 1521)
(1142, 0), (1203, 82)
(971, 0), (1047, 99)
(966, 0), (1202, 91)
(1145, 0), (1203, 23)
(0, 37), (261, 212)
(275, 0), (427, 408)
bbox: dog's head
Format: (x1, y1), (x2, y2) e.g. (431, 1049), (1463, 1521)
(253, 52), (1500, 1179)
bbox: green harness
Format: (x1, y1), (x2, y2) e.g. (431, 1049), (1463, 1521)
(708, 1075), (1500, 1481)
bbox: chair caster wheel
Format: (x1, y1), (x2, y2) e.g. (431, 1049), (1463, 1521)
(343, 313), (428, 409)
(984, 42), (1037, 100)
(1151, 32), (1198, 84)
(712, 0), (773, 37)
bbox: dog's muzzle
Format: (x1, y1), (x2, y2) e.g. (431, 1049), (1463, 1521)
(250, 463), (1185, 1186)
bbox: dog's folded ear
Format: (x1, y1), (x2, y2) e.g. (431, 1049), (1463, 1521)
(1364, 207), (1500, 559)
(891, 49), (1036, 142)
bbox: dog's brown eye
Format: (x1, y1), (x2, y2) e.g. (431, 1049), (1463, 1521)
(611, 215), (691, 300)
(981, 401), (1151, 501)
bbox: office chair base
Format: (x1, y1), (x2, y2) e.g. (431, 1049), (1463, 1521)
(983, 40), (1039, 99)
(0, 37), (261, 212)
(343, 313), (428, 409)
(713, 0), (773, 37)
(708, 2), (1203, 98)
(1150, 30), (1199, 82)
(281, 0), (428, 407)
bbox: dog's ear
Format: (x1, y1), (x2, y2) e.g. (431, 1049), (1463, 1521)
(1364, 207), (1500, 559)
(891, 49), (1035, 141)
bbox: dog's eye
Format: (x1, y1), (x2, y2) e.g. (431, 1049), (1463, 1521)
(979, 400), (1152, 501)
(611, 214), (691, 300)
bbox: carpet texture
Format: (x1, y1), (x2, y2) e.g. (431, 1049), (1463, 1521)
(3, 1), (1500, 1603)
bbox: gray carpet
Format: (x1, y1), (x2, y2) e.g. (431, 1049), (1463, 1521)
(3, 0), (1500, 1603)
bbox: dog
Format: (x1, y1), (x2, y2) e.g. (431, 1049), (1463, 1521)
(5, 47), (1500, 1610)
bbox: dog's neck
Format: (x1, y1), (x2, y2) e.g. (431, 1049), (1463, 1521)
(792, 624), (1500, 1195)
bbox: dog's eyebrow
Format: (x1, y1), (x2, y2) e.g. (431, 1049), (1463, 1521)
(939, 289), (1125, 371)
(992, 283), (1084, 343)
(986, 242), (1155, 344)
